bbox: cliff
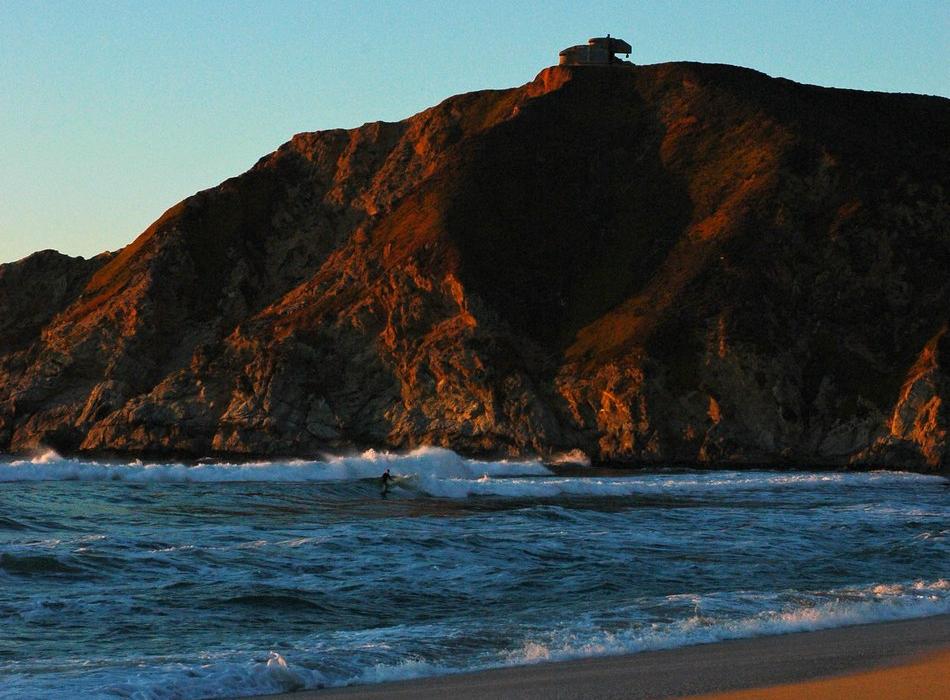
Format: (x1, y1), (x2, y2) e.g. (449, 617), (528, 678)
(2, 62), (948, 471)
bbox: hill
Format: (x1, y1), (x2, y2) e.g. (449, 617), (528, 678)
(1, 62), (948, 471)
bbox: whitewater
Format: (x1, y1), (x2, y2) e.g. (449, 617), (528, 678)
(0, 448), (947, 699)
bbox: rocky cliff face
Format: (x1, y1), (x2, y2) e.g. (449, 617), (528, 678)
(2, 63), (948, 471)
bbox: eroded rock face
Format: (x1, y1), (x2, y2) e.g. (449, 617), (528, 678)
(1, 63), (948, 471)
(862, 327), (949, 469)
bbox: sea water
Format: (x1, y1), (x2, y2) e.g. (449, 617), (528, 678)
(0, 447), (947, 699)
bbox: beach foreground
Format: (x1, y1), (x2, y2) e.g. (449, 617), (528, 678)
(252, 615), (949, 700)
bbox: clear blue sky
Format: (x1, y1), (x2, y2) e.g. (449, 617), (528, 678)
(1, 1), (947, 264)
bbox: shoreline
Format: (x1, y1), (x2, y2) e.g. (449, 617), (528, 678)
(250, 614), (950, 700)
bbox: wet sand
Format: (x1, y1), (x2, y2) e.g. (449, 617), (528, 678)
(685, 648), (949, 700)
(251, 614), (949, 700)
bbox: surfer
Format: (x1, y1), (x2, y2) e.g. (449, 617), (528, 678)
(380, 468), (393, 496)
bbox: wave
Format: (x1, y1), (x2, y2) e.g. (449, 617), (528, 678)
(221, 594), (329, 611)
(0, 447), (550, 484)
(414, 470), (946, 499)
(108, 651), (325, 700)
(0, 552), (83, 576)
(0, 651), (324, 700)
(500, 579), (950, 666)
(157, 579), (950, 694)
(325, 579), (950, 690)
(0, 516), (29, 530)
(548, 449), (592, 467)
(2, 578), (946, 699)
(2, 450), (943, 499)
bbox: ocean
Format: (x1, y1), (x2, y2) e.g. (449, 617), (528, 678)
(0, 447), (947, 699)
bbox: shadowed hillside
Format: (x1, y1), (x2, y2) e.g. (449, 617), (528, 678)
(1, 62), (948, 471)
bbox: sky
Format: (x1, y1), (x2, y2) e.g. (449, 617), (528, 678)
(1, 1), (947, 265)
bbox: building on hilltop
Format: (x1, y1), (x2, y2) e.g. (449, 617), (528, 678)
(558, 35), (632, 66)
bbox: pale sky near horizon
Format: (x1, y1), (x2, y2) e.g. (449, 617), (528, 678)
(1, 0), (947, 265)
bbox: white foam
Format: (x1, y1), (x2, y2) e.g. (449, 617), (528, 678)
(418, 476), (641, 498)
(548, 449), (592, 467)
(350, 658), (452, 686)
(0, 650), (326, 700)
(499, 578), (950, 666)
(416, 470), (947, 499)
(0, 446), (550, 483)
(2, 449), (943, 497)
(287, 579), (950, 694)
(3, 578), (947, 699)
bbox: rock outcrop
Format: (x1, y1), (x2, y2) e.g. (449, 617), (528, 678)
(2, 62), (948, 471)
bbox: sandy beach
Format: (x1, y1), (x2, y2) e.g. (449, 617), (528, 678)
(252, 614), (950, 700)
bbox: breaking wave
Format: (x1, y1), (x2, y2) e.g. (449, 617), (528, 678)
(500, 579), (950, 666)
(1, 450), (942, 500)
(4, 580), (945, 699)
(415, 470), (945, 498)
(0, 447), (550, 484)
